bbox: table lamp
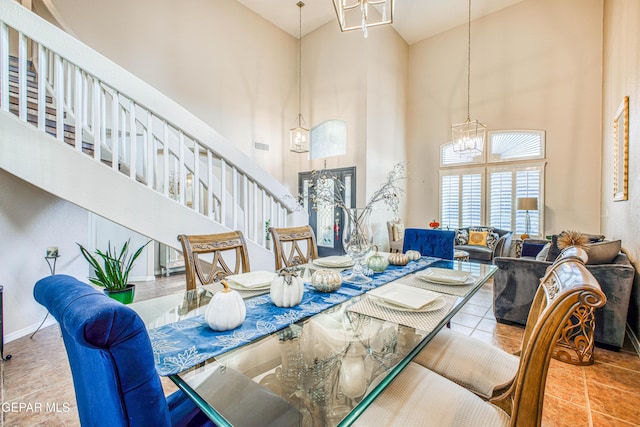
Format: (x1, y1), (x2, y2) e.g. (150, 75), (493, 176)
(517, 197), (538, 239)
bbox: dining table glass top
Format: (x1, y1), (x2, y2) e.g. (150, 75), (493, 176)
(131, 259), (497, 427)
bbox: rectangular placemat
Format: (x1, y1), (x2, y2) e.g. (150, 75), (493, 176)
(399, 274), (478, 297)
(347, 295), (456, 332)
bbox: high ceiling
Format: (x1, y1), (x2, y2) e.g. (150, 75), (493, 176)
(236, 0), (525, 45)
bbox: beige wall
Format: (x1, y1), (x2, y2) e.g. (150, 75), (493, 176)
(602, 0), (640, 336)
(49, 0), (297, 186)
(406, 0), (604, 234)
(296, 20), (409, 247)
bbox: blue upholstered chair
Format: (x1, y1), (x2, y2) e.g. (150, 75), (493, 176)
(33, 274), (214, 427)
(402, 228), (455, 260)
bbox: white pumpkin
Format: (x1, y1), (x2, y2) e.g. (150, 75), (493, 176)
(205, 280), (246, 331)
(405, 250), (421, 261)
(270, 269), (304, 307)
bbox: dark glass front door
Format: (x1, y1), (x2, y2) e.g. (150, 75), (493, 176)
(298, 167), (356, 257)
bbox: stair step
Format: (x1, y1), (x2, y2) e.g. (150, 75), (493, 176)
(6, 84), (54, 105)
(8, 64), (38, 82)
(8, 94), (57, 117)
(8, 73), (40, 90)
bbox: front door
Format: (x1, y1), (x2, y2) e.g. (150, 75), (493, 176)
(298, 167), (356, 257)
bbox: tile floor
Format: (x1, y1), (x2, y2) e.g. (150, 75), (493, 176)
(2, 275), (639, 426)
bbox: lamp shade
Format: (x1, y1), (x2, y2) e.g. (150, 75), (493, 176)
(517, 197), (538, 211)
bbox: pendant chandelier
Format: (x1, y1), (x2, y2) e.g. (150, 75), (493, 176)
(451, 0), (486, 155)
(290, 1), (310, 153)
(332, 0), (394, 38)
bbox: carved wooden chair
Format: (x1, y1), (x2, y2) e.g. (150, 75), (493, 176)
(354, 247), (605, 426)
(269, 225), (319, 270)
(386, 220), (404, 253)
(411, 247), (592, 400)
(178, 231), (250, 291)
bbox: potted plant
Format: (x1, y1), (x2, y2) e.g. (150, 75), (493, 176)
(77, 239), (150, 304)
(265, 219), (271, 250)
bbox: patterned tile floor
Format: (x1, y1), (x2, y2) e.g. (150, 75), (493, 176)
(2, 275), (639, 426)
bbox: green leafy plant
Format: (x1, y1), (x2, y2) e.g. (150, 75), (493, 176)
(265, 219), (271, 240)
(77, 239), (150, 290)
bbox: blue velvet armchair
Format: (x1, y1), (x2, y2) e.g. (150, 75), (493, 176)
(33, 274), (213, 427)
(402, 228), (455, 260)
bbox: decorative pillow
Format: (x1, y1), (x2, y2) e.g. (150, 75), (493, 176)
(586, 240), (621, 265)
(536, 243), (551, 261)
(485, 231), (500, 250)
(455, 229), (469, 245)
(545, 235), (562, 262)
(392, 223), (405, 241)
(470, 226), (495, 233)
(468, 230), (488, 246)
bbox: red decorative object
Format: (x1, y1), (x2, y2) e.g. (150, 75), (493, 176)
(429, 220), (440, 229)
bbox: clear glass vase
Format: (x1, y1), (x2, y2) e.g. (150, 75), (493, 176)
(342, 208), (372, 285)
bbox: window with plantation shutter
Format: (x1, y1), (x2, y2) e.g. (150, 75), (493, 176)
(440, 170), (483, 229)
(440, 130), (545, 235)
(461, 174), (482, 227)
(489, 172), (512, 229)
(440, 175), (459, 229)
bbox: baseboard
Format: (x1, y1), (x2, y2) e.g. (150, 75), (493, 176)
(626, 324), (640, 357)
(5, 315), (58, 343)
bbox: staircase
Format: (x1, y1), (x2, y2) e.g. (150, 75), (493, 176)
(0, 0), (304, 267)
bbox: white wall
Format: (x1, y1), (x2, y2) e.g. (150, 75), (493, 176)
(0, 170), (88, 339)
(406, 0), (604, 235)
(601, 0), (640, 338)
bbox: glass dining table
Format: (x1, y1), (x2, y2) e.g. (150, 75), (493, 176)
(130, 259), (497, 427)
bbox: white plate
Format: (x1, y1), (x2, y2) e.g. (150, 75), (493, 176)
(225, 271), (276, 290)
(369, 295), (446, 313)
(368, 283), (442, 310)
(415, 268), (471, 285)
(313, 256), (354, 268)
(415, 273), (476, 286)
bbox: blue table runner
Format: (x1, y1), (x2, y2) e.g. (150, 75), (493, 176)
(149, 257), (438, 376)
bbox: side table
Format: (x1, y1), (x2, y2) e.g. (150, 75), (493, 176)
(1, 285), (11, 360)
(454, 250), (470, 262)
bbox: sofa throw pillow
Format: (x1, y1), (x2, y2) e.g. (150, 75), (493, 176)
(545, 234), (562, 262)
(468, 230), (488, 246)
(455, 229), (469, 245)
(485, 231), (500, 250)
(536, 243), (551, 261)
(586, 240), (621, 265)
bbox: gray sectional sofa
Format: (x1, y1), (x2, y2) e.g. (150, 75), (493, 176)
(454, 227), (513, 264)
(493, 249), (635, 350)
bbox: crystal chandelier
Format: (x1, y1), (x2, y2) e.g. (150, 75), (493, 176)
(332, 0), (394, 38)
(451, 0), (486, 155)
(290, 1), (310, 153)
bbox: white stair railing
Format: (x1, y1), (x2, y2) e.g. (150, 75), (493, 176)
(0, 0), (298, 247)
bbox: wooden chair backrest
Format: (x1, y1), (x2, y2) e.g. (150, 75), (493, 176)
(177, 231), (250, 291)
(386, 220), (402, 242)
(490, 247), (606, 427)
(269, 225), (319, 270)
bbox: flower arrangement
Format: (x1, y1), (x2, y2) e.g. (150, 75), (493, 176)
(305, 162), (406, 225)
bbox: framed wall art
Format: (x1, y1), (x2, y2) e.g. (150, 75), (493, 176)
(613, 96), (629, 201)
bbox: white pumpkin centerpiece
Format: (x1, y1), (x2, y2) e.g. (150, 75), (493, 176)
(205, 280), (246, 331)
(270, 268), (305, 308)
(405, 250), (421, 261)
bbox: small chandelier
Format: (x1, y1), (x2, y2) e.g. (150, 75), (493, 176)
(332, 0), (394, 38)
(290, 1), (310, 153)
(451, 0), (486, 155)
